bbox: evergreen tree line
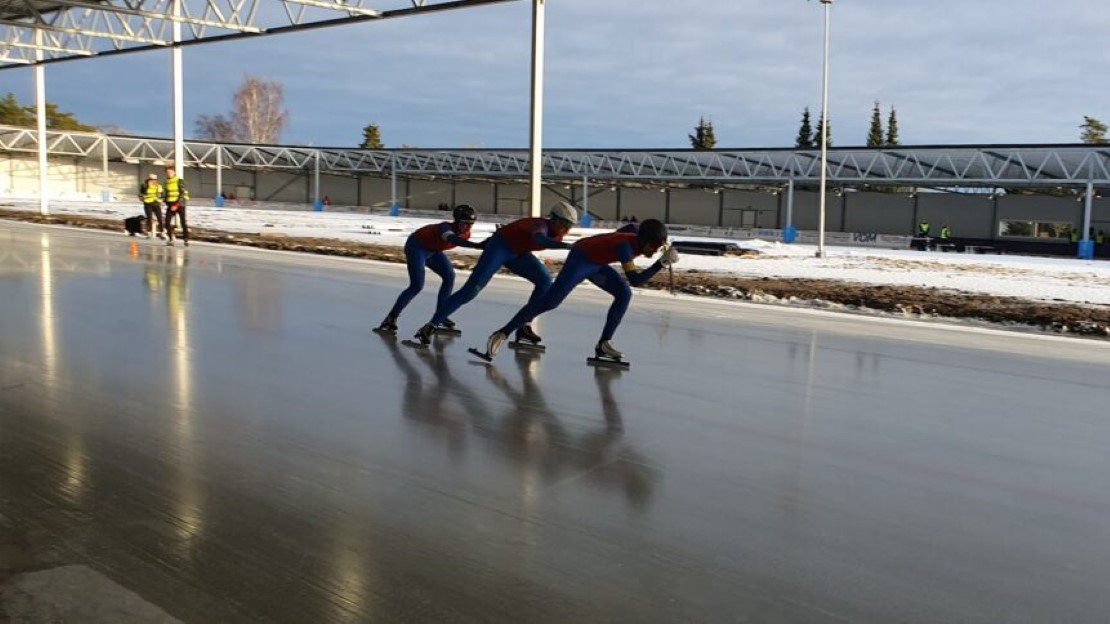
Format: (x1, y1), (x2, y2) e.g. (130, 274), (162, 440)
(0, 93), (96, 132)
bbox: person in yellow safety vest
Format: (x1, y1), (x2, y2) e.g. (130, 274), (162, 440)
(1097, 230), (1106, 245)
(939, 224), (951, 240)
(1069, 229), (1079, 244)
(161, 166), (190, 247)
(138, 172), (164, 239)
(917, 220), (930, 237)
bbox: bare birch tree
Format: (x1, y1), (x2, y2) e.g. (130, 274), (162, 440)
(194, 74), (289, 144)
(232, 75), (288, 144)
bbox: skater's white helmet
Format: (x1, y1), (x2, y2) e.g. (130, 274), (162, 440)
(548, 201), (578, 225)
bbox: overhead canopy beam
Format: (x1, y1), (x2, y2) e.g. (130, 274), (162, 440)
(0, 0), (519, 69)
(41, 0), (265, 33)
(0, 18), (171, 46)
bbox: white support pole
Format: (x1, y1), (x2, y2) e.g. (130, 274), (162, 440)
(313, 150), (321, 210)
(816, 0), (833, 258)
(582, 175), (589, 224)
(786, 177), (795, 229)
(527, 0), (546, 217)
(215, 146), (222, 199)
(101, 136), (108, 203)
(389, 154), (399, 216)
(1082, 180), (1094, 242)
(171, 0), (184, 171)
(34, 30), (48, 215)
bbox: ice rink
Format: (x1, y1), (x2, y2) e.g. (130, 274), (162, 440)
(2, 221), (1110, 623)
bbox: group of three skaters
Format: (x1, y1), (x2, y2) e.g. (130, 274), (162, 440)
(375, 201), (679, 362)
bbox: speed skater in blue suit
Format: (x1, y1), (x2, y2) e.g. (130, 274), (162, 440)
(479, 218), (679, 362)
(409, 201), (580, 345)
(374, 204), (482, 335)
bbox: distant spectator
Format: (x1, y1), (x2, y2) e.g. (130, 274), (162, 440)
(138, 172), (164, 239)
(629, 215), (639, 224)
(1097, 229), (1106, 246)
(939, 224), (951, 240)
(917, 220), (930, 237)
(323, 194), (331, 207)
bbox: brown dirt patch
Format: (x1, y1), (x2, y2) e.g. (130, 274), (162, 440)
(3, 208), (1108, 339)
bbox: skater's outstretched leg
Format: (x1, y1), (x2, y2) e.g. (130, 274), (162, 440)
(505, 253), (553, 311)
(588, 265), (632, 342)
(429, 238), (512, 326)
(426, 251), (455, 313)
(388, 242), (430, 320)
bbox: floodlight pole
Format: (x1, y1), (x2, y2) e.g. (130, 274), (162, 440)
(816, 0), (832, 258)
(171, 0), (184, 172)
(34, 29), (48, 215)
(527, 0), (546, 217)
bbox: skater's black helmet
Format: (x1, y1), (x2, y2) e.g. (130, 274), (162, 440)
(453, 204), (477, 223)
(637, 219), (668, 247)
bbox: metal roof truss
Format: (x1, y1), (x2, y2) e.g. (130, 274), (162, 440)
(1, 126), (1108, 187)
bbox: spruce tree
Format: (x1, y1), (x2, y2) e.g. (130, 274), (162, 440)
(359, 123), (384, 149)
(688, 117), (717, 150)
(796, 108), (815, 148)
(886, 106), (901, 146)
(1080, 116), (1108, 144)
(867, 101), (884, 147)
(815, 113), (832, 148)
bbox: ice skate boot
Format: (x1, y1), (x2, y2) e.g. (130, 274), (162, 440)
(435, 317), (462, 336)
(509, 324), (546, 352)
(402, 322), (436, 350)
(587, 340), (630, 369)
(468, 331), (506, 363)
(373, 315), (399, 336)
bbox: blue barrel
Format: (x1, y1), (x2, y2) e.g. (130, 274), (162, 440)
(313, 199), (324, 212)
(214, 194), (225, 208)
(389, 202), (400, 217)
(783, 225), (797, 244)
(1078, 240), (1095, 260)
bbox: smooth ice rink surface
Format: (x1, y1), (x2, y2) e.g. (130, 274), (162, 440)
(2, 222), (1109, 623)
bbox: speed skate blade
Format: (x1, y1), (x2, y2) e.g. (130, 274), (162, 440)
(401, 339), (429, 350)
(587, 357), (630, 370)
(435, 327), (462, 336)
(468, 347), (494, 363)
(508, 341), (546, 353)
(372, 328), (397, 337)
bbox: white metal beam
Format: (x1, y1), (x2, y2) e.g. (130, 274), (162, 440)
(527, 0), (544, 217)
(44, 0), (264, 33)
(280, 0), (382, 18)
(34, 29), (47, 215)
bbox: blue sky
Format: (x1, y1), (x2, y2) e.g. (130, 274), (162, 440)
(0, 0), (1106, 148)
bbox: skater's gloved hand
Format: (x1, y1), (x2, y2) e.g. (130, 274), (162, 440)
(660, 246), (680, 267)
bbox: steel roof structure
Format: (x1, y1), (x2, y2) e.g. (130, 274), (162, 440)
(0, 0), (516, 67)
(3, 126), (1108, 188)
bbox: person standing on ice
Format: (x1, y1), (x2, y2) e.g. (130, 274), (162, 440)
(162, 166), (190, 247)
(408, 201), (578, 347)
(476, 218), (678, 364)
(375, 205), (482, 335)
(138, 173), (164, 239)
